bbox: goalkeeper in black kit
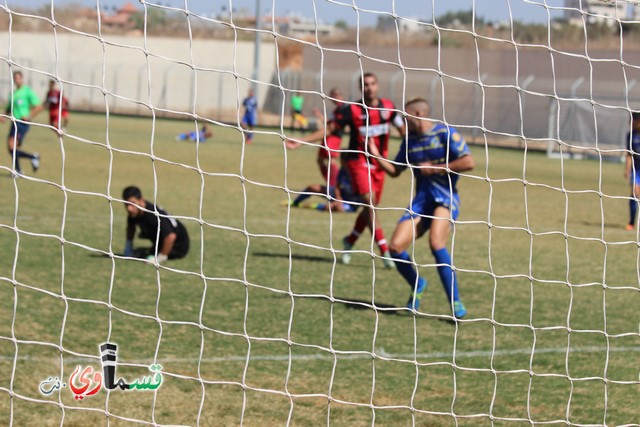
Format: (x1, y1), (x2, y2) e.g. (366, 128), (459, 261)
(122, 186), (189, 263)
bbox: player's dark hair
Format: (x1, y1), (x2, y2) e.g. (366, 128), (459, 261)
(632, 111), (640, 121)
(359, 72), (377, 85)
(123, 186), (142, 200)
(13, 71), (22, 78)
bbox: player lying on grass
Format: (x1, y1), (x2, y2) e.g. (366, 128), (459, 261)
(367, 98), (474, 318)
(176, 124), (213, 143)
(624, 111), (640, 230)
(123, 186), (190, 263)
(287, 156), (358, 213)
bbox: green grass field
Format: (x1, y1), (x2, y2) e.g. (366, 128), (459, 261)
(0, 113), (638, 426)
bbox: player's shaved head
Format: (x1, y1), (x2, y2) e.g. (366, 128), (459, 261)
(405, 98), (430, 116)
(403, 98), (432, 133)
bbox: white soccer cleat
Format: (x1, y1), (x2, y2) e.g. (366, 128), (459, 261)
(31, 153), (40, 172)
(382, 251), (395, 269)
(341, 237), (352, 265)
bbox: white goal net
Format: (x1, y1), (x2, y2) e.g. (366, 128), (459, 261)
(0, 0), (638, 426)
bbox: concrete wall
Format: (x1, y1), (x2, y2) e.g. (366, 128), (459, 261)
(0, 32), (277, 121)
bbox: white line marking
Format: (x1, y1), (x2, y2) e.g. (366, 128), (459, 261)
(2, 346), (639, 364)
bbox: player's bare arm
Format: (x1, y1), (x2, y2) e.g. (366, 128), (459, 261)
(418, 154), (475, 176)
(366, 138), (404, 177)
(27, 104), (44, 122)
(161, 232), (177, 257)
(625, 153), (632, 179)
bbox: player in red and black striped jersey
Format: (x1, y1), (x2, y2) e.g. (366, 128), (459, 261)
(45, 79), (69, 132)
(334, 72), (405, 268)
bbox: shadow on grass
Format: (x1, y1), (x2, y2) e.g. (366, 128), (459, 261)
(251, 251), (372, 269)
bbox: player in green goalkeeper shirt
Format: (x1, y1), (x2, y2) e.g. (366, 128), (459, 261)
(1, 71), (43, 175)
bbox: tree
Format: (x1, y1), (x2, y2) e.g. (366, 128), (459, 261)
(335, 19), (348, 31)
(436, 9), (484, 27)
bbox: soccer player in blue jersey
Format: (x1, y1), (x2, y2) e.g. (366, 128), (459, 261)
(176, 124), (213, 142)
(368, 98), (474, 318)
(241, 88), (258, 144)
(625, 112), (640, 230)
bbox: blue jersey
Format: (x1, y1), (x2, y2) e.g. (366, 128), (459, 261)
(629, 130), (640, 171)
(243, 96), (258, 118)
(394, 123), (470, 194)
(394, 123), (470, 222)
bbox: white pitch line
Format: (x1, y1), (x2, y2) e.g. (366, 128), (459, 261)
(2, 346), (639, 364)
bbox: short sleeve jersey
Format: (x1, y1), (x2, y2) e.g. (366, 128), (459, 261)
(327, 103), (345, 138)
(8, 85), (40, 120)
(46, 89), (68, 113)
(335, 98), (397, 167)
(128, 201), (188, 247)
(394, 123), (470, 194)
(243, 96), (258, 119)
(628, 129), (640, 171)
(291, 95), (304, 113)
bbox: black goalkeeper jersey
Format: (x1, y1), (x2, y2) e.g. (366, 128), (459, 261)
(128, 201), (189, 259)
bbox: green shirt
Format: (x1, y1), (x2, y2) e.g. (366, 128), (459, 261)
(291, 95), (304, 112)
(7, 85), (40, 120)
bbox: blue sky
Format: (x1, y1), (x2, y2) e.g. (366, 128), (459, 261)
(10, 0), (565, 25)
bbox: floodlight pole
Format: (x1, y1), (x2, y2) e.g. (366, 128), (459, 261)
(252, 0), (261, 97)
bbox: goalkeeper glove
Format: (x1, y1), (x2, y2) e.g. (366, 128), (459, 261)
(146, 253), (168, 264)
(124, 240), (134, 257)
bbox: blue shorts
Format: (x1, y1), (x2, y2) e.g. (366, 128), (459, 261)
(8, 121), (30, 146)
(398, 188), (460, 236)
(242, 113), (256, 127)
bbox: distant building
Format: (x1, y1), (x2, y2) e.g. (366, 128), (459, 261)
(377, 15), (426, 33)
(76, 1), (139, 30)
(564, 0), (627, 26)
(280, 20), (334, 38)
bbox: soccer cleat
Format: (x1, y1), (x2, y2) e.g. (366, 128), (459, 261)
(341, 237), (352, 265)
(453, 301), (467, 319)
(31, 153), (40, 172)
(625, 224), (634, 231)
(382, 250), (395, 269)
(407, 278), (427, 311)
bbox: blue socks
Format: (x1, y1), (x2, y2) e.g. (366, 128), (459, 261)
(391, 251), (420, 289)
(432, 248), (460, 303)
(630, 199), (638, 226)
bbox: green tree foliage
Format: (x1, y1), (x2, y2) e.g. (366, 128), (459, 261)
(436, 9), (485, 27)
(131, 8), (168, 31)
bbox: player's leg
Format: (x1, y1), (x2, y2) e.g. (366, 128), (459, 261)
(291, 183), (326, 207)
(429, 206), (465, 319)
(389, 216), (428, 310)
(371, 172), (393, 268)
(627, 176), (640, 230)
(8, 123), (38, 174)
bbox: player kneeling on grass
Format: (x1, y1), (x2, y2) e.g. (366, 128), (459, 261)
(123, 186), (190, 263)
(288, 157), (358, 213)
(368, 98), (474, 318)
